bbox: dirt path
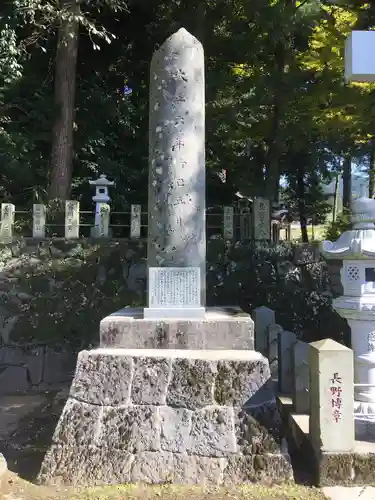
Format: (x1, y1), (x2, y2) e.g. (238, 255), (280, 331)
(1, 471), (326, 500)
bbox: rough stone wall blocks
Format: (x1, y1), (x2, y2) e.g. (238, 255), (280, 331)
(39, 348), (293, 486)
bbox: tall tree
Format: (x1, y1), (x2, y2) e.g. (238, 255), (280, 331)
(49, 0), (80, 200)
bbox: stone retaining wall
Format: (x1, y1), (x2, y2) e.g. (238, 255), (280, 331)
(0, 344), (76, 393)
(0, 238), (342, 394)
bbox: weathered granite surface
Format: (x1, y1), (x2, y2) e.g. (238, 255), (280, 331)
(147, 28), (206, 305)
(38, 349), (293, 486)
(100, 307), (254, 350)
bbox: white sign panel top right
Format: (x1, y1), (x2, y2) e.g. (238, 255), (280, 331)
(345, 31), (375, 83)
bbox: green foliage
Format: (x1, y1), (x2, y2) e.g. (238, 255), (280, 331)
(323, 209), (351, 240)
(0, 0), (374, 208)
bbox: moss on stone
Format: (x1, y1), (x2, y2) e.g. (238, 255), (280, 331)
(315, 453), (353, 487)
(352, 453), (375, 483)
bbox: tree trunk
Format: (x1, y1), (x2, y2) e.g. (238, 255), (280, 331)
(332, 173), (339, 222)
(342, 155), (352, 210)
(264, 41), (285, 202)
(369, 138), (375, 198)
(296, 167), (309, 243)
(48, 0), (80, 201)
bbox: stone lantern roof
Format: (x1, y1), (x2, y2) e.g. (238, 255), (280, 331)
(88, 174), (115, 187)
(321, 196), (375, 260)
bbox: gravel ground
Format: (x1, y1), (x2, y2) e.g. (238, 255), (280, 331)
(1, 473), (326, 500)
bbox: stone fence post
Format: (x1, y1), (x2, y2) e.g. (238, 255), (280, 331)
(292, 340), (309, 413)
(130, 204), (141, 239)
(253, 306), (275, 355)
(98, 203), (110, 237)
(266, 323), (282, 379)
(65, 200), (80, 239)
(33, 204), (46, 238)
(0, 203), (15, 242)
(278, 330), (297, 394)
(309, 338), (354, 480)
(223, 206), (234, 240)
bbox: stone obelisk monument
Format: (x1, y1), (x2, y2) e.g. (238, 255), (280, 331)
(38, 29), (292, 486)
(146, 27), (206, 317)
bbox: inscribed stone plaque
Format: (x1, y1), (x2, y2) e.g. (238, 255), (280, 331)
(131, 204), (141, 239)
(253, 197), (270, 240)
(32, 204), (46, 238)
(148, 267), (201, 308)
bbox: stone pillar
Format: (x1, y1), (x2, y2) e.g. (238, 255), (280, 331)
(0, 203), (15, 242)
(253, 306), (275, 355)
(33, 204), (46, 238)
(278, 330), (297, 394)
(292, 340), (309, 414)
(65, 200), (80, 239)
(266, 323), (282, 379)
(130, 204), (141, 239)
(309, 339), (354, 454)
(147, 28), (206, 308)
(223, 206), (234, 240)
(253, 198), (271, 241)
(98, 203), (110, 237)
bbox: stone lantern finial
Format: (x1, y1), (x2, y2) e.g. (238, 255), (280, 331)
(321, 195), (375, 259)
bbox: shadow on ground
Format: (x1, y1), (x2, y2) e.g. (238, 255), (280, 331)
(0, 389), (69, 481)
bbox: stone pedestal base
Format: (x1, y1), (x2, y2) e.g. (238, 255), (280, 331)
(99, 307), (254, 350)
(38, 348), (292, 486)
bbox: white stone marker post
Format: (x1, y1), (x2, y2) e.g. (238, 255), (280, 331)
(33, 203), (46, 238)
(98, 203), (110, 237)
(253, 305), (275, 355)
(309, 339), (354, 454)
(64, 200), (80, 239)
(253, 197), (271, 241)
(0, 203), (15, 242)
(145, 28), (206, 319)
(223, 206), (234, 240)
(321, 196), (375, 438)
(130, 204), (141, 239)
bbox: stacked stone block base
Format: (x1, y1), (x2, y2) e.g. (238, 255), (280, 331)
(38, 349), (293, 486)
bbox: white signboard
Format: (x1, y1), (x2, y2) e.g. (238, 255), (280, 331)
(148, 267), (201, 308)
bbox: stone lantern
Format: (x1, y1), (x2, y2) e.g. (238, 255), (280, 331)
(321, 195), (375, 437)
(89, 174), (114, 237)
